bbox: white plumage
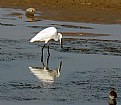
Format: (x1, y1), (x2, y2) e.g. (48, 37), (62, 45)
(30, 27), (62, 44)
(30, 27), (63, 62)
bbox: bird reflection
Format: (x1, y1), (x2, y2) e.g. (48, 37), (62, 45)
(29, 55), (62, 83)
(26, 15), (35, 22)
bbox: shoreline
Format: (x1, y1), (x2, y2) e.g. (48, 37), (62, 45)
(1, 0), (121, 24)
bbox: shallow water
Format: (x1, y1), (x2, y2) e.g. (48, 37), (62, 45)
(0, 8), (121, 105)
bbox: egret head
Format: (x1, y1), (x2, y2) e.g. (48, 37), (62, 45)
(58, 33), (63, 48)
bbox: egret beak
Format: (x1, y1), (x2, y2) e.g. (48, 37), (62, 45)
(60, 38), (63, 49)
(58, 33), (63, 49)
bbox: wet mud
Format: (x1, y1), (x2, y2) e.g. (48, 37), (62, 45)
(61, 38), (121, 56)
(1, 0), (121, 23)
(1, 37), (121, 62)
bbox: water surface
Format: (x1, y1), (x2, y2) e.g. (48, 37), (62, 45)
(0, 8), (121, 105)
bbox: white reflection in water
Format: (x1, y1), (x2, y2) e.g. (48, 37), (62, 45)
(26, 15), (35, 22)
(29, 55), (62, 83)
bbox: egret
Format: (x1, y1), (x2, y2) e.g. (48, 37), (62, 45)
(30, 27), (63, 62)
(109, 88), (117, 100)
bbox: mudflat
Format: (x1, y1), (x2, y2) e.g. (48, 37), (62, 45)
(0, 1), (121, 105)
(1, 0), (121, 23)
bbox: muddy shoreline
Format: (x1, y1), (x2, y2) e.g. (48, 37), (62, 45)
(1, 0), (121, 24)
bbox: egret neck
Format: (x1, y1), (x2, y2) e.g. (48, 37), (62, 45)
(58, 33), (63, 48)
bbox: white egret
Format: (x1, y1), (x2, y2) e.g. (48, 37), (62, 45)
(30, 27), (63, 61)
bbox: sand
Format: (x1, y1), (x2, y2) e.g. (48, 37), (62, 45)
(1, 0), (121, 23)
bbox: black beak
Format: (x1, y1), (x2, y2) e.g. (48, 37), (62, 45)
(61, 39), (63, 49)
(59, 61), (62, 71)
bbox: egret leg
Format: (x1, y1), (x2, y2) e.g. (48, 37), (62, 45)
(46, 53), (50, 70)
(48, 44), (50, 56)
(42, 60), (45, 67)
(41, 44), (46, 62)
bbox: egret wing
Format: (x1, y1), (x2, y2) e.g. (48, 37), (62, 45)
(30, 27), (57, 42)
